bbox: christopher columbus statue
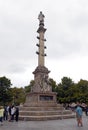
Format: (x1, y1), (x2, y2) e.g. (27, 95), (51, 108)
(38, 11), (45, 23)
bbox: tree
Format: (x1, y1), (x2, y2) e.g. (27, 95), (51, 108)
(76, 79), (88, 103)
(10, 87), (26, 105)
(56, 77), (75, 103)
(49, 78), (57, 92)
(77, 79), (88, 93)
(61, 77), (74, 90)
(0, 76), (12, 105)
(24, 80), (34, 93)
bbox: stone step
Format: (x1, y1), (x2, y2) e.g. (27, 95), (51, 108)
(20, 106), (64, 111)
(19, 104), (75, 121)
(19, 110), (72, 116)
(19, 113), (76, 121)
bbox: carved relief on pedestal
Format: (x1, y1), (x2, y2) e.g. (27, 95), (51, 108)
(32, 73), (52, 93)
(32, 65), (52, 93)
(38, 74), (52, 92)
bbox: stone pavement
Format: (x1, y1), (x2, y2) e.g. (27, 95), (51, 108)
(0, 114), (88, 130)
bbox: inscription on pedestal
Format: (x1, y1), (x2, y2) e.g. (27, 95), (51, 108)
(40, 95), (53, 101)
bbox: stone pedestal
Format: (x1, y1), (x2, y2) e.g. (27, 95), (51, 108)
(19, 65), (75, 121)
(24, 65), (57, 107)
(24, 92), (57, 107)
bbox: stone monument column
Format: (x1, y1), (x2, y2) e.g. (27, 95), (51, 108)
(19, 12), (75, 121)
(24, 11), (57, 106)
(31, 11), (52, 93)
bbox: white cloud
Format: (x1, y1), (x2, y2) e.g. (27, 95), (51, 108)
(0, 0), (88, 87)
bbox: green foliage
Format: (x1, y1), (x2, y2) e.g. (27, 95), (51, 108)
(10, 87), (26, 105)
(55, 77), (75, 103)
(0, 76), (12, 105)
(1, 76), (88, 105)
(56, 78), (88, 104)
(24, 80), (34, 93)
(61, 77), (74, 90)
(49, 78), (57, 92)
(77, 79), (88, 93)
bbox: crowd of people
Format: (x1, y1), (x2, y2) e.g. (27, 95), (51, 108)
(64, 102), (88, 115)
(64, 102), (88, 127)
(0, 105), (19, 125)
(0, 102), (88, 127)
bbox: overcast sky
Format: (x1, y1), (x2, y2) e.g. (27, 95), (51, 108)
(0, 0), (88, 87)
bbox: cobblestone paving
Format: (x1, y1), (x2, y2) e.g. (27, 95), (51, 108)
(0, 114), (88, 130)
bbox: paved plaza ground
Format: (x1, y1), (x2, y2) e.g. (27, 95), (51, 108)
(0, 113), (88, 130)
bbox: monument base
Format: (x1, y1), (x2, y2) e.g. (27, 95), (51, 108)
(19, 105), (75, 121)
(19, 92), (75, 121)
(24, 92), (57, 107)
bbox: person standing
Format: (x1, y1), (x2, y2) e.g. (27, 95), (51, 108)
(8, 105), (12, 121)
(3, 106), (9, 120)
(10, 105), (16, 121)
(0, 106), (4, 125)
(15, 106), (19, 122)
(75, 103), (83, 127)
(85, 105), (88, 116)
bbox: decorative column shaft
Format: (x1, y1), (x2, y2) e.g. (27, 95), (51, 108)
(36, 11), (47, 66)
